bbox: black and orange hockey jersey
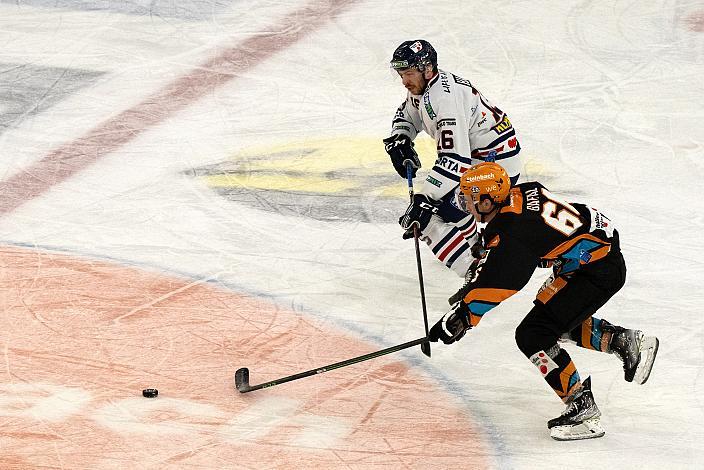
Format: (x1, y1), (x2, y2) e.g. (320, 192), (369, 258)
(463, 182), (617, 327)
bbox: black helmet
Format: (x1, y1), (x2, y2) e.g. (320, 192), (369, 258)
(390, 40), (437, 72)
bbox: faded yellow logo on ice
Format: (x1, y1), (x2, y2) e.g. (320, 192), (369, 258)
(188, 137), (437, 222)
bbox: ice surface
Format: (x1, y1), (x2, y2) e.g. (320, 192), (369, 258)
(0, 1), (702, 468)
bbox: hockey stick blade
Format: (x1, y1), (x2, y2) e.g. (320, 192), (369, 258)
(234, 367), (251, 392)
(234, 336), (429, 393)
(421, 342), (431, 357)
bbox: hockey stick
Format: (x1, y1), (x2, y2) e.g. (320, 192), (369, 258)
(406, 161), (432, 357)
(235, 336), (429, 393)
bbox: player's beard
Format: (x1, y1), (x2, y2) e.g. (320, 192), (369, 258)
(406, 77), (426, 96)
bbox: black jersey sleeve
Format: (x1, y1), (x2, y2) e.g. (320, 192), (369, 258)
(462, 230), (538, 327)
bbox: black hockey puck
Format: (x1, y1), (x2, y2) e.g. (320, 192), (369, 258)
(142, 388), (158, 398)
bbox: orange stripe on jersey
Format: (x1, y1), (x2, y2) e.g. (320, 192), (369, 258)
(500, 188), (523, 214)
(463, 288), (517, 326)
(542, 233), (611, 262)
(536, 276), (567, 304)
(486, 234), (500, 248)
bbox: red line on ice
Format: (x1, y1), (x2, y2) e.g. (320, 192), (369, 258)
(0, 0), (356, 216)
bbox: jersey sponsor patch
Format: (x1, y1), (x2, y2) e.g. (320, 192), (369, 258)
(491, 115), (513, 134)
(423, 93), (437, 119)
(426, 175), (442, 188)
(434, 155), (463, 173)
(436, 118), (457, 129)
(588, 207), (615, 237)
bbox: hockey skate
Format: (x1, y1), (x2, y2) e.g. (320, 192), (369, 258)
(609, 328), (659, 385)
(548, 377), (605, 441)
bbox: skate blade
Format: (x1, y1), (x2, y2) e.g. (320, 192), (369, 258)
(550, 418), (605, 441)
(634, 336), (659, 385)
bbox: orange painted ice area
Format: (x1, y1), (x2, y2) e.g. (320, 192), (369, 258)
(0, 246), (489, 468)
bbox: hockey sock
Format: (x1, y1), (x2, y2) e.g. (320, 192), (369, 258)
(530, 345), (582, 402)
(565, 317), (616, 353)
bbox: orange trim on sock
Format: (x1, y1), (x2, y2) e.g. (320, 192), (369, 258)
(556, 361), (581, 400)
(581, 318), (597, 350)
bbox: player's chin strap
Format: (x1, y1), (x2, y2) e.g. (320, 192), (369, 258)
(406, 161), (432, 357)
(474, 199), (500, 223)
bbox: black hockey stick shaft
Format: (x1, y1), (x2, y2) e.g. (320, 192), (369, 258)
(235, 336), (429, 393)
(406, 161), (432, 357)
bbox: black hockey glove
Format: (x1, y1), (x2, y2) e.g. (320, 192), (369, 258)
(383, 134), (421, 178)
(470, 240), (486, 259)
(429, 301), (471, 345)
(399, 194), (439, 239)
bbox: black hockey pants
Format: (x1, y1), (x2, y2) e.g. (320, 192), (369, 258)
(514, 234), (626, 358)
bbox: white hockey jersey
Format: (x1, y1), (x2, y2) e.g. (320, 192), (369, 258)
(390, 69), (522, 201)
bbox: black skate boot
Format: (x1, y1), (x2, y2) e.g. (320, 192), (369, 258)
(606, 324), (659, 385)
(548, 377), (605, 441)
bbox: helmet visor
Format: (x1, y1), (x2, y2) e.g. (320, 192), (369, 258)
(457, 188), (480, 213)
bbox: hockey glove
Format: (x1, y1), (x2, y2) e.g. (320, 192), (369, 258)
(399, 194), (439, 238)
(429, 301), (471, 345)
(383, 134), (421, 178)
(470, 240), (486, 259)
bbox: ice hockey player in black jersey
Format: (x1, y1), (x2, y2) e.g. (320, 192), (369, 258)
(428, 161), (659, 441)
(383, 40), (522, 278)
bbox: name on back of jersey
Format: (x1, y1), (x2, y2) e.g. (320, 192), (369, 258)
(440, 72), (451, 93)
(525, 188), (540, 211)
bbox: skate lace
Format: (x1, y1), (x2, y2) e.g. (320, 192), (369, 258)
(559, 388), (583, 416)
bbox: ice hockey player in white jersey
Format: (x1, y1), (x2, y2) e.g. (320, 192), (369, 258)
(383, 39), (523, 277)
